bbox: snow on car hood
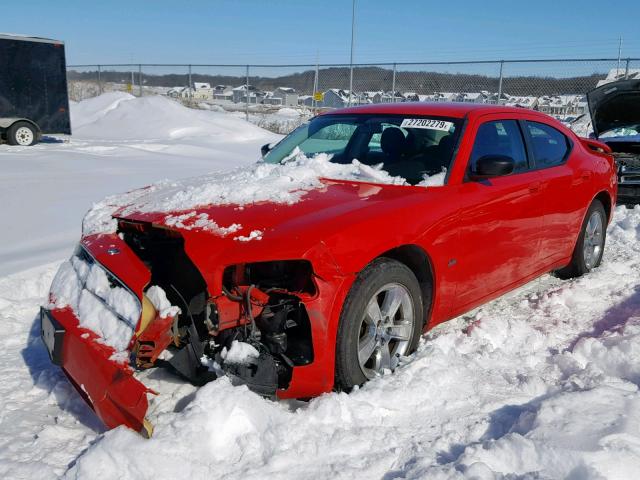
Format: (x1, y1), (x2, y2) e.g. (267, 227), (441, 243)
(82, 152), (444, 237)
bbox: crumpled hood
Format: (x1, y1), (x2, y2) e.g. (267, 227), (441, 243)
(587, 79), (640, 138)
(114, 178), (435, 253)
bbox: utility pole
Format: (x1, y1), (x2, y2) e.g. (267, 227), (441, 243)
(617, 36), (623, 78)
(246, 65), (250, 122)
(313, 51), (319, 112)
(348, 0), (355, 107)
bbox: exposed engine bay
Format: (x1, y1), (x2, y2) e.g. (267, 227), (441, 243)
(118, 220), (315, 396)
(607, 142), (640, 205)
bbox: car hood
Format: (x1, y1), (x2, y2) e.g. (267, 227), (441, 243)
(111, 178), (445, 271)
(587, 79), (640, 138)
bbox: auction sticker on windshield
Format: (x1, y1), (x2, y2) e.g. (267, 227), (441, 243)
(400, 118), (454, 131)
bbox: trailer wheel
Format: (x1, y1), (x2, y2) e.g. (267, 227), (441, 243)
(7, 121), (37, 146)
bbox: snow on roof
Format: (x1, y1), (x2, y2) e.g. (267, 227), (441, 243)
(537, 94), (584, 106)
(275, 87), (296, 93)
(504, 95), (538, 107)
(194, 82), (211, 89)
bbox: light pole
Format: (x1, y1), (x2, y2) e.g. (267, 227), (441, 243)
(348, 0), (355, 106)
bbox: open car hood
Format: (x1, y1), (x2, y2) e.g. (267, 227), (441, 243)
(587, 79), (640, 138)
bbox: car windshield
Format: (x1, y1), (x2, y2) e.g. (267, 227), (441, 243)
(600, 124), (640, 140)
(263, 114), (463, 185)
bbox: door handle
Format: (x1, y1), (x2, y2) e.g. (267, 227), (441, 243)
(529, 181), (541, 193)
(581, 171), (592, 181)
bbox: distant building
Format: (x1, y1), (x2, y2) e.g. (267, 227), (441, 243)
(537, 95), (586, 116)
(298, 95), (314, 107)
(267, 87), (298, 106)
(213, 85), (233, 101)
(322, 89), (351, 108)
(504, 95), (539, 109)
(232, 84), (264, 104)
(167, 86), (190, 99)
(458, 92), (487, 103)
(192, 82), (213, 100)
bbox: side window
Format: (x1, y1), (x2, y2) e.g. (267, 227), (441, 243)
(470, 120), (528, 174)
(524, 121), (570, 168)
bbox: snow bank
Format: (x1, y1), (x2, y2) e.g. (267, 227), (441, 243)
(73, 94), (270, 142)
(63, 207), (640, 479)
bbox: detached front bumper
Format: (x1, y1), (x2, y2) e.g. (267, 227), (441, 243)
(40, 305), (155, 436)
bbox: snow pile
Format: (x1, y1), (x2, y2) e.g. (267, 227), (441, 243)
(221, 341), (260, 365)
(145, 286), (181, 319)
(73, 94), (270, 142)
(82, 152), (408, 235)
(49, 255), (139, 352)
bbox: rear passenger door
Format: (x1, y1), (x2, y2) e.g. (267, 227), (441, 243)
(453, 117), (545, 312)
(521, 121), (590, 264)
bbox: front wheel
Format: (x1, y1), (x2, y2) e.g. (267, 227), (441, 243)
(7, 121), (38, 146)
(335, 258), (424, 391)
(556, 199), (607, 279)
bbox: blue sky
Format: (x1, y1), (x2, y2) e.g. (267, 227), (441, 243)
(3, 0), (640, 65)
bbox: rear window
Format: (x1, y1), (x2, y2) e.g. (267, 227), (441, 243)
(525, 121), (571, 168)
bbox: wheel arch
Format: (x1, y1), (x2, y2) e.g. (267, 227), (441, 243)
(0, 118), (40, 133)
(377, 244), (434, 328)
(593, 190), (613, 222)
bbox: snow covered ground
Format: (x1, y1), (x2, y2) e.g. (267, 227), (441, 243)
(0, 92), (278, 276)
(1, 94), (640, 479)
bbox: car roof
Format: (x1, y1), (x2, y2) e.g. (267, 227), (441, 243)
(324, 102), (547, 119)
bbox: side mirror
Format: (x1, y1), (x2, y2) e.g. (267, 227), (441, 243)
(472, 155), (515, 179)
(261, 143), (271, 157)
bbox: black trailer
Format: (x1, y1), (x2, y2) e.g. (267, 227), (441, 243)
(0, 34), (71, 146)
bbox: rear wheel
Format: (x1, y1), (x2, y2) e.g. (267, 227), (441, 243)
(7, 121), (37, 146)
(335, 258), (423, 390)
(556, 199), (606, 279)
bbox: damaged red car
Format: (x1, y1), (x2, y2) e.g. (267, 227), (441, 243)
(41, 103), (617, 436)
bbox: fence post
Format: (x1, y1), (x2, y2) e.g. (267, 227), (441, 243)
(97, 65), (102, 94)
(313, 63), (319, 111)
(245, 65), (250, 122)
(497, 60), (504, 105)
(625, 58), (631, 79)
(391, 63), (396, 102)
(188, 64), (192, 104)
(138, 64), (142, 97)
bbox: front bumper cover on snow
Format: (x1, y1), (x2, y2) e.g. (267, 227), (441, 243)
(40, 305), (155, 436)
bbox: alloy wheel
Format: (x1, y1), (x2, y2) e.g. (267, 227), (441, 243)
(357, 282), (415, 378)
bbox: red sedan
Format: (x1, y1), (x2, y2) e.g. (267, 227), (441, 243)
(41, 103), (617, 436)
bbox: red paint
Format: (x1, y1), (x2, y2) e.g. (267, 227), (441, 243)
(46, 103), (617, 432)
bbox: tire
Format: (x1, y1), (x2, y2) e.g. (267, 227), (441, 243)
(555, 199), (607, 279)
(7, 121), (37, 146)
(335, 258), (424, 391)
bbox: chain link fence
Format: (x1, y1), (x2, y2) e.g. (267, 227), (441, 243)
(67, 58), (640, 131)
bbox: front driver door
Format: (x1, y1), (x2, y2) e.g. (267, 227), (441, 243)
(452, 116), (545, 314)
